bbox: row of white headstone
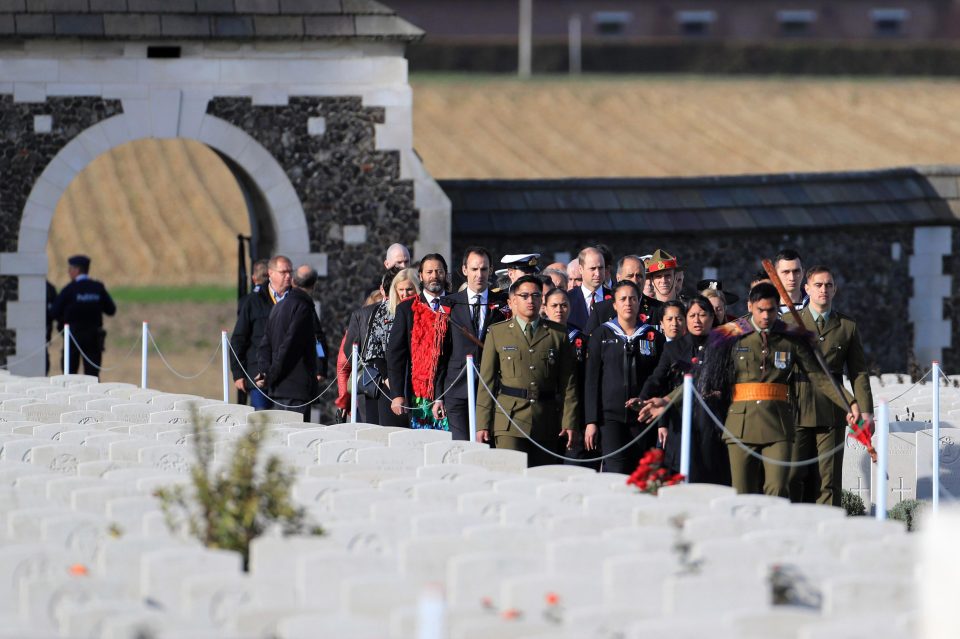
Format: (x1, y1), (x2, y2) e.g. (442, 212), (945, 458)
(0, 370), (933, 639)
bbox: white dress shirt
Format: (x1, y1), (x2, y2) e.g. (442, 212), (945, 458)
(580, 285), (603, 309)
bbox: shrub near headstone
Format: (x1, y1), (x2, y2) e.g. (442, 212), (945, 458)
(154, 408), (323, 569)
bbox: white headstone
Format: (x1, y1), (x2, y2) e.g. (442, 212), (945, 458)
(354, 446), (422, 471)
(198, 403), (254, 426)
(60, 410), (113, 425)
(148, 410), (193, 425)
(287, 428), (351, 448)
(317, 439), (382, 464)
(138, 446), (191, 473)
(111, 404), (152, 424)
(140, 547), (242, 611)
(916, 427), (960, 501)
(387, 428), (452, 448)
(460, 448), (527, 474)
(872, 431), (917, 506)
(20, 403), (66, 424)
(423, 440), (489, 465)
(30, 444), (100, 473)
(245, 409), (304, 425)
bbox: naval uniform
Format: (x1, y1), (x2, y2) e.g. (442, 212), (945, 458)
(584, 319), (664, 474)
(476, 317), (579, 467)
(786, 307), (873, 506)
(49, 275), (116, 377)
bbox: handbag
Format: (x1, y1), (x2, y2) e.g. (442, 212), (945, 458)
(357, 306), (384, 400)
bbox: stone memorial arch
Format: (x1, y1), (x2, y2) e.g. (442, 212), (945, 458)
(0, 1), (450, 375)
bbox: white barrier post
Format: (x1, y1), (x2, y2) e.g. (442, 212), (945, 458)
(679, 374), (694, 481)
(876, 401), (889, 520)
(466, 354), (478, 442)
(221, 330), (229, 403)
(63, 323), (71, 374)
(141, 322), (149, 389)
(350, 343), (359, 423)
(933, 360), (941, 512)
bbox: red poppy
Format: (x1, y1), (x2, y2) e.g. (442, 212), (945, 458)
(545, 592), (560, 606)
(574, 337), (583, 349)
(604, 294), (612, 300)
(639, 313), (648, 322)
(646, 331), (656, 341)
(502, 609), (521, 620)
(691, 357), (699, 365)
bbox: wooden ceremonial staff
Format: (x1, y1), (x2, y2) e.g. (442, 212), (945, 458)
(761, 259), (877, 462)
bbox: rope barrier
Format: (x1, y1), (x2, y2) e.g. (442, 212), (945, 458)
(225, 339), (336, 409)
(67, 330), (141, 372)
(470, 359), (673, 464)
(692, 387), (846, 468)
(878, 367), (933, 407)
(147, 330), (221, 380)
(368, 364), (468, 411)
(0, 328), (64, 370)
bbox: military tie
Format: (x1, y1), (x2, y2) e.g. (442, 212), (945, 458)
(759, 330), (769, 373)
(524, 323), (534, 344)
(471, 297), (481, 336)
(815, 315), (826, 333)
(431, 298), (440, 312)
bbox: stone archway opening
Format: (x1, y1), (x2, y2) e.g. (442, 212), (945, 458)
(47, 138), (264, 290)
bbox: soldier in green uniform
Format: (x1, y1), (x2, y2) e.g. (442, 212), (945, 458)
(787, 265), (873, 506)
(700, 282), (861, 496)
(476, 275), (579, 467)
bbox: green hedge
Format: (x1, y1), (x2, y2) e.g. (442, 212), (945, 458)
(408, 41), (960, 76)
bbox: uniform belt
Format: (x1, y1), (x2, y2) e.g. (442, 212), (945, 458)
(500, 385), (555, 402)
(732, 383), (789, 402)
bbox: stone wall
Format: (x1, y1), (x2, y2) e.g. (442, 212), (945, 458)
(0, 95), (122, 365)
(455, 225), (916, 373)
(941, 227), (960, 374)
(208, 96), (419, 339)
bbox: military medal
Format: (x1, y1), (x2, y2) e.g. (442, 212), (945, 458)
(774, 351), (791, 369)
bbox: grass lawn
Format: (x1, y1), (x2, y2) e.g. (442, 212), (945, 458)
(111, 285), (238, 304)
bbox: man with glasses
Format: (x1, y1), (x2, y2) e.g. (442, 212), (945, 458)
(475, 275), (579, 467)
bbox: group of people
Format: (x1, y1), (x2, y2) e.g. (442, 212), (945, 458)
(330, 244), (872, 504)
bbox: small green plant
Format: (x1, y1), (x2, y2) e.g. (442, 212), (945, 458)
(887, 499), (926, 532)
(155, 408), (322, 570)
(840, 490), (867, 517)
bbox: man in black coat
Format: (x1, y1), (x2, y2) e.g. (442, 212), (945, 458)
(568, 247), (612, 331)
(49, 255), (116, 377)
(230, 259), (273, 408)
(386, 253), (450, 420)
(433, 247), (508, 440)
(256, 265), (320, 418)
(584, 254), (662, 336)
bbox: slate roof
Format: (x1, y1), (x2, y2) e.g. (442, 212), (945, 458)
(442, 166), (960, 236)
(0, 0), (423, 40)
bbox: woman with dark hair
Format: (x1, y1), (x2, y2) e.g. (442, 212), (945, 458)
(544, 287), (597, 469)
(660, 300), (685, 341)
(635, 295), (731, 485)
(584, 280), (665, 474)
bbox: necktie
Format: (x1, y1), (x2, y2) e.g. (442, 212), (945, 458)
(587, 291), (595, 312)
(816, 315), (825, 333)
(524, 323), (534, 343)
(431, 298), (440, 312)
(471, 297), (481, 336)
(759, 330), (768, 373)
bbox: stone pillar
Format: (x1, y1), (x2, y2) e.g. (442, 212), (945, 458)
(909, 226), (953, 367)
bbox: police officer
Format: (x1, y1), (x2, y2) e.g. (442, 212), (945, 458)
(475, 275), (579, 467)
(787, 265), (873, 506)
(698, 282), (860, 496)
(50, 255), (116, 377)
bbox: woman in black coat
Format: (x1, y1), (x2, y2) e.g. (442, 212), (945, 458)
(584, 280), (665, 474)
(636, 295), (731, 485)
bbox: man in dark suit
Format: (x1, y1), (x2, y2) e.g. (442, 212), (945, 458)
(255, 265), (320, 418)
(568, 246), (611, 331)
(387, 253), (449, 420)
(49, 255), (116, 377)
(584, 254), (662, 336)
(433, 247), (508, 440)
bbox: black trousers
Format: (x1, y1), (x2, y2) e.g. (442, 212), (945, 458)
(444, 396), (472, 441)
(599, 419), (653, 474)
(63, 332), (102, 377)
(362, 392), (408, 428)
(271, 398), (311, 419)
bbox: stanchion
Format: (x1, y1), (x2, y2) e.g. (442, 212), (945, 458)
(679, 374), (693, 481)
(63, 323), (71, 374)
(350, 343), (359, 423)
(933, 360), (941, 512)
(466, 355), (478, 441)
(876, 401), (889, 520)
(221, 331), (229, 403)
(141, 322), (149, 389)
